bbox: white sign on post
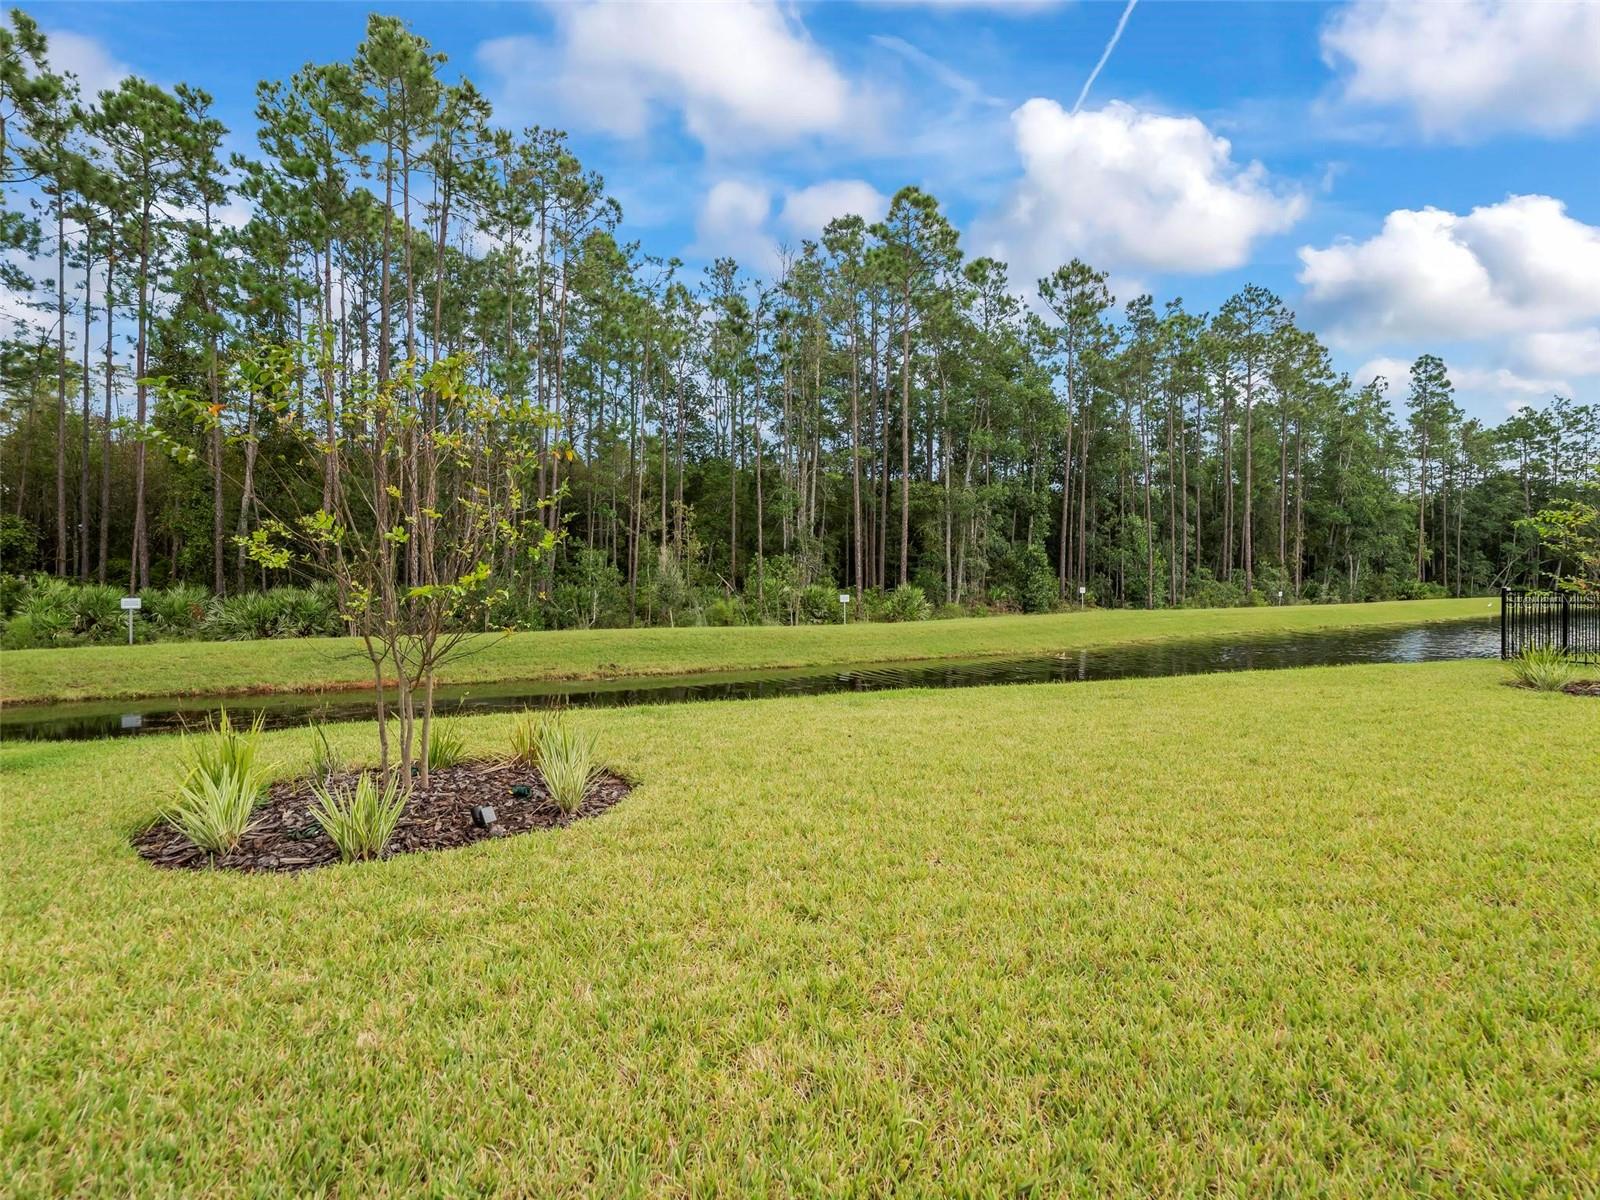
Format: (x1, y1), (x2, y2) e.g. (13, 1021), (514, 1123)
(121, 596), (140, 645)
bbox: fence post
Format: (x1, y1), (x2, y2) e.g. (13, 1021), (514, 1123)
(1561, 591), (1571, 655)
(1500, 587), (1508, 659)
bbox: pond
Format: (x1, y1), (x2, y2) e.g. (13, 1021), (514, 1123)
(0, 618), (1499, 743)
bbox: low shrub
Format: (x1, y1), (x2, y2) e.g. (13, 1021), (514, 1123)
(0, 613), (33, 648)
(205, 592), (282, 641)
(270, 585), (341, 637)
(1507, 645), (1581, 692)
(1181, 569), (1246, 609)
(310, 772), (406, 862)
(0, 573), (28, 618)
(18, 576), (75, 643)
(882, 583), (931, 623)
(204, 587), (339, 641)
(704, 596), (745, 627)
(70, 583), (126, 641)
(798, 582), (844, 625)
(535, 716), (602, 814)
(148, 584), (210, 635)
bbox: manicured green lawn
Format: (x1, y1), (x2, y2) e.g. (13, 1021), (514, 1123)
(0, 596), (1495, 703)
(1, 659), (1594, 1196)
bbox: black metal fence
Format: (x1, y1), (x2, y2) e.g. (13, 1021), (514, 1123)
(1501, 588), (1600, 664)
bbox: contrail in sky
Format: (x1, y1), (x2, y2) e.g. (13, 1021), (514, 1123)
(1072, 0), (1139, 114)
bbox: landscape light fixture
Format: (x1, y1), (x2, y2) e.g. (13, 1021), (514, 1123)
(471, 804), (497, 828)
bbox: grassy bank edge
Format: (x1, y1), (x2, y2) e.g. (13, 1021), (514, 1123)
(0, 596), (1496, 705)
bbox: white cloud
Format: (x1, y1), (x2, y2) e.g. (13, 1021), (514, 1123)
(1353, 355), (1572, 417)
(975, 99), (1305, 282)
(1351, 356), (1409, 391)
(778, 180), (889, 237)
(1306, 195), (1600, 416)
(478, 0), (857, 151)
(1451, 364), (1571, 401)
(1298, 195), (1600, 344)
(691, 178), (892, 269)
(44, 28), (130, 100)
(1321, 0), (1600, 138)
(692, 179), (779, 272)
(861, 0), (1063, 10)
(1520, 328), (1600, 379)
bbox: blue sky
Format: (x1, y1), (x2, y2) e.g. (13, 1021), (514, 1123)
(28, 0), (1600, 422)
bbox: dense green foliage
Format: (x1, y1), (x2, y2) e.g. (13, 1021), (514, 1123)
(2, 661), (1596, 1194)
(0, 596), (1492, 703)
(0, 574), (341, 647)
(1, 11), (1594, 627)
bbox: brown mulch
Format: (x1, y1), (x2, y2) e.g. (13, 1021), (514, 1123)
(1563, 680), (1600, 697)
(132, 760), (632, 874)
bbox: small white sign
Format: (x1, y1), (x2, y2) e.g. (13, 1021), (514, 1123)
(838, 593), (850, 604)
(120, 596), (142, 611)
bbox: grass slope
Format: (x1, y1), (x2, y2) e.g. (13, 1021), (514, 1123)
(2, 659), (1595, 1196)
(0, 596), (1494, 703)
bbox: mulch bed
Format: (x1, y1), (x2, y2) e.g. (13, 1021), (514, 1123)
(132, 760), (632, 874)
(1563, 680), (1600, 697)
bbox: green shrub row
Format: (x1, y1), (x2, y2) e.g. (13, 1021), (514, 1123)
(0, 576), (342, 648)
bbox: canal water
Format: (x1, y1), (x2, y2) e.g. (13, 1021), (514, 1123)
(0, 618), (1499, 743)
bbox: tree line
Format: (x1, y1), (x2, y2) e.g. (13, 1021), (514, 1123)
(3, 9), (1596, 631)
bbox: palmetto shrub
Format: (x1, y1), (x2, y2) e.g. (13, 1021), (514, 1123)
(18, 576), (76, 643)
(884, 583), (932, 623)
(1507, 645), (1581, 692)
(204, 587), (339, 640)
(535, 716), (602, 815)
(310, 772), (406, 863)
(164, 711), (273, 854)
(269, 585), (340, 637)
(148, 584), (209, 634)
(68, 583), (125, 641)
(205, 592), (283, 641)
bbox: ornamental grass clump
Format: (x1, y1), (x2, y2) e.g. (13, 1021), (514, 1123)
(427, 717), (467, 771)
(508, 710), (554, 768)
(535, 716), (602, 814)
(1508, 645), (1581, 692)
(164, 711), (273, 854)
(308, 720), (341, 781)
(310, 772), (406, 863)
